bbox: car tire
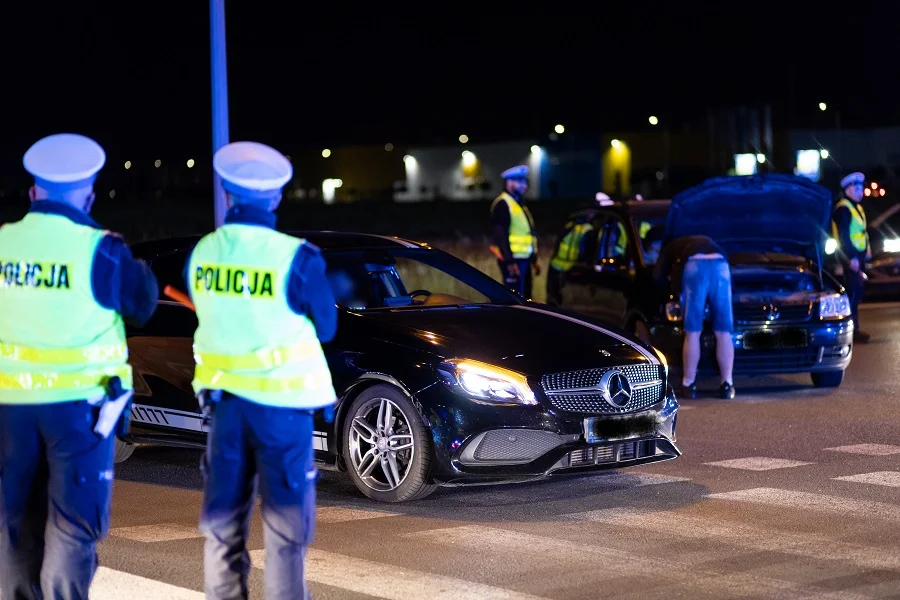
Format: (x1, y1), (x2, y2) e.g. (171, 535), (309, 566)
(342, 384), (437, 503)
(811, 370), (844, 388)
(113, 437), (136, 463)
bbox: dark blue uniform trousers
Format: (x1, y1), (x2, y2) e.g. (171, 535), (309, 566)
(200, 393), (317, 600)
(497, 259), (534, 299)
(0, 401), (114, 600)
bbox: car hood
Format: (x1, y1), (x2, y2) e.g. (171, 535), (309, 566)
(345, 304), (661, 376)
(666, 174), (833, 255)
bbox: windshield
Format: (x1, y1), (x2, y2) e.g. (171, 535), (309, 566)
(324, 248), (523, 310)
(633, 215), (667, 265)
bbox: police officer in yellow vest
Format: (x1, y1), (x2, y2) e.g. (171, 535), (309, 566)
(546, 192), (609, 304)
(0, 134), (159, 599)
(491, 165), (539, 298)
(185, 141), (338, 599)
(831, 171), (871, 343)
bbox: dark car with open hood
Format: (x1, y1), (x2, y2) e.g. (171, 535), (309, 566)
(549, 174), (854, 388)
(117, 232), (679, 503)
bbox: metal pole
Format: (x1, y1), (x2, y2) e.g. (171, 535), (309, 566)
(210, 0), (229, 228)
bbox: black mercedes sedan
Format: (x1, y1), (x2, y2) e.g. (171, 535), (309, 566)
(550, 174), (854, 388)
(118, 232), (679, 502)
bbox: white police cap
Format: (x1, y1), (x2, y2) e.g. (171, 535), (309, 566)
(213, 141), (293, 200)
(840, 172), (865, 189)
(501, 165), (529, 180)
(23, 133), (106, 194)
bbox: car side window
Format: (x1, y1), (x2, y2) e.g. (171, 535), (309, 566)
(149, 250), (190, 298)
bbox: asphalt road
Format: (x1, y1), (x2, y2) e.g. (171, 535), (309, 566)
(42, 304), (900, 599)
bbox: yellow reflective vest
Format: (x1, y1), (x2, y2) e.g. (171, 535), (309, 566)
(188, 224), (336, 409)
(0, 213), (132, 404)
(491, 193), (536, 259)
(551, 222), (593, 271)
(831, 198), (868, 254)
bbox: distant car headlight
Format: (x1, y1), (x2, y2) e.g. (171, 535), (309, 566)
(819, 293), (852, 319)
(884, 238), (900, 253)
(825, 238), (838, 255)
(665, 301), (682, 322)
(438, 358), (537, 405)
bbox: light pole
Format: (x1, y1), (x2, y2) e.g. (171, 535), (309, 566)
(210, 0), (230, 228)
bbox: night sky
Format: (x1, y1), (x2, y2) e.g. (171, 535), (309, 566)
(1, 1), (898, 163)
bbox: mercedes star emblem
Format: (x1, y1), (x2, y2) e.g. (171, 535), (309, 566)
(599, 369), (632, 408)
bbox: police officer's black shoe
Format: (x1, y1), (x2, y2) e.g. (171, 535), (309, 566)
(679, 382), (698, 399)
(854, 330), (871, 344)
(719, 381), (736, 399)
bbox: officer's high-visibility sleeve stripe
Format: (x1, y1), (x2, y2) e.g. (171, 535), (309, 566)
(0, 365), (133, 391)
(194, 341), (323, 371)
(193, 364), (331, 394)
(0, 342), (128, 364)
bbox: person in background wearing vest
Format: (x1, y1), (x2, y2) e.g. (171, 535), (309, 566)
(184, 141), (338, 600)
(832, 171), (871, 343)
(546, 192), (609, 304)
(490, 165), (540, 298)
(0, 134), (159, 599)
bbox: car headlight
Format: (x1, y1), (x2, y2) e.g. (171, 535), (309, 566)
(665, 301), (682, 322)
(825, 237), (838, 255)
(884, 238), (900, 253)
(652, 345), (668, 377)
(819, 293), (851, 319)
(438, 358), (537, 405)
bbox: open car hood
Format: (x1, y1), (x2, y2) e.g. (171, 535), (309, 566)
(665, 174), (833, 256)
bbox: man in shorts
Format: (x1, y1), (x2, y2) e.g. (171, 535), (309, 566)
(654, 234), (735, 399)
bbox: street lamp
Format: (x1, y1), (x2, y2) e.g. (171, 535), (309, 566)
(818, 102), (827, 111)
(611, 139), (622, 149)
(554, 124), (565, 134)
(649, 116), (659, 126)
(210, 0), (230, 227)
(459, 134), (469, 144)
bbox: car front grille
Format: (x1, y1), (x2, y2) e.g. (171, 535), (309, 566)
(733, 302), (813, 323)
(567, 440), (656, 466)
(541, 364), (664, 415)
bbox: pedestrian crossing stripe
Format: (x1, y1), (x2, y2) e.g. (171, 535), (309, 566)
(249, 548), (550, 600)
(88, 477), (900, 599)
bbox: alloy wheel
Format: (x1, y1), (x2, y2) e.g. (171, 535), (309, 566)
(348, 396), (416, 491)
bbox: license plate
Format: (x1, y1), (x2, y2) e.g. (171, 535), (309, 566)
(743, 328), (808, 350)
(584, 414), (658, 444)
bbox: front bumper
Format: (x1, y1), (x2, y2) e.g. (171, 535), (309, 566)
(653, 320), (853, 376)
(416, 383), (680, 487)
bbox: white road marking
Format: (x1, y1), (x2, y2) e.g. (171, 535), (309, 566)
(89, 566), (204, 599)
(249, 548), (549, 600)
(825, 443), (900, 456)
(708, 487), (900, 522)
(316, 506), (400, 523)
(571, 506), (900, 572)
(110, 523), (202, 543)
(834, 471), (900, 487)
(704, 457), (813, 471)
(405, 525), (866, 600)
